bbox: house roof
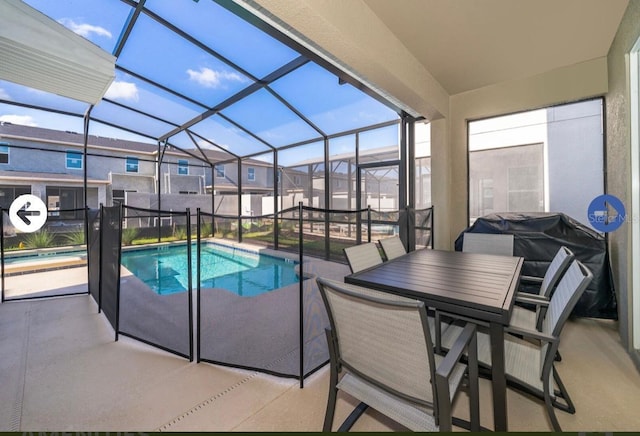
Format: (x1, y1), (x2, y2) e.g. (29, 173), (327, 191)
(0, 121), (156, 153)
(0, 122), (271, 166)
(0, 169), (109, 184)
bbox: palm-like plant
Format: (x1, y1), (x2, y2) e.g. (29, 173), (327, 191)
(22, 230), (55, 248)
(62, 230), (85, 246)
(121, 227), (139, 245)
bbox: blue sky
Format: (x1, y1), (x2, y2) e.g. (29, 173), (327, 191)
(1, 0), (399, 160)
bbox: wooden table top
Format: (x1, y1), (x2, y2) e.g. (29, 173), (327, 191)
(345, 249), (524, 324)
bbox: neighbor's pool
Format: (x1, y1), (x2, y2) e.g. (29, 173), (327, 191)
(120, 243), (299, 297)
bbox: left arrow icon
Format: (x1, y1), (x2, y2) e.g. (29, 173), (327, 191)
(9, 195), (48, 233)
(16, 202), (41, 226)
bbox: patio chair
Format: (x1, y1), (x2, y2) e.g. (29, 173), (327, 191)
(462, 232), (514, 256)
(511, 246), (575, 332)
(379, 236), (407, 260)
(439, 259), (593, 431)
(343, 242), (383, 273)
(316, 277), (480, 432)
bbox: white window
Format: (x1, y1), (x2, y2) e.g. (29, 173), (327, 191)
(126, 156), (139, 173)
(215, 164), (225, 178)
(178, 159), (189, 175)
(247, 167), (255, 181)
(468, 99), (603, 227)
(0, 143), (9, 164)
(66, 150), (83, 169)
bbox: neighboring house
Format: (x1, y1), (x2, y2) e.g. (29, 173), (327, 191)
(0, 122), (405, 220)
(0, 123), (210, 217)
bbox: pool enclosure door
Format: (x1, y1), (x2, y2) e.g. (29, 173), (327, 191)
(358, 160), (404, 241)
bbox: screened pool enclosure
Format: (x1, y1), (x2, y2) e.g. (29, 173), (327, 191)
(0, 0), (432, 383)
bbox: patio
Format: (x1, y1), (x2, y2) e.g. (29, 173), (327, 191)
(1, 269), (639, 432)
(0, 1), (639, 432)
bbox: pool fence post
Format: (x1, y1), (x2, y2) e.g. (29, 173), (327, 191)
(298, 201), (304, 388)
(84, 206), (90, 295)
(186, 208), (194, 362)
(367, 206), (372, 243)
(98, 204), (104, 314)
(430, 205), (435, 249)
(1, 209), (5, 303)
(115, 203), (123, 342)
(196, 208), (201, 363)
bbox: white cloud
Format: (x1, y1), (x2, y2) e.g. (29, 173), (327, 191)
(0, 88), (10, 100)
(58, 18), (112, 39)
(187, 67), (246, 89)
(104, 81), (139, 101)
(0, 115), (37, 126)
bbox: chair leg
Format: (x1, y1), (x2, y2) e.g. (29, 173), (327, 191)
(337, 402), (369, 432)
(543, 370), (562, 431)
(323, 386), (338, 432)
(555, 350), (562, 362)
(544, 385), (562, 431)
(323, 329), (339, 432)
(551, 366), (576, 414)
(435, 311), (442, 354)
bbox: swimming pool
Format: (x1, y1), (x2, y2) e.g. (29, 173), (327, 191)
(3, 249), (87, 275)
(120, 243), (299, 297)
(3, 249), (86, 264)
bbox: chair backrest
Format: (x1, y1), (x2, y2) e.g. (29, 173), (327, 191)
(316, 277), (437, 406)
(538, 260), (592, 375)
(343, 242), (383, 273)
(462, 232), (514, 256)
(542, 259), (592, 338)
(379, 236), (407, 261)
(539, 246), (575, 298)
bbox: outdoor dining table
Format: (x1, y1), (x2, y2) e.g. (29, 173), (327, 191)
(344, 248), (524, 432)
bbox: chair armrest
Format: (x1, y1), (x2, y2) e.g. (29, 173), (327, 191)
(515, 293), (550, 306)
(505, 324), (558, 343)
(435, 323), (479, 432)
(519, 275), (543, 285)
(436, 323), (476, 379)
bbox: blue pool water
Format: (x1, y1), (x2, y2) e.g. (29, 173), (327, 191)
(120, 243), (299, 297)
(4, 250), (86, 265)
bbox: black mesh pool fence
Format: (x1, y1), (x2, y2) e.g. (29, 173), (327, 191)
(1, 207), (89, 302)
(87, 208), (100, 307)
(116, 205), (193, 360)
(196, 205), (370, 383)
(196, 208), (324, 382)
(415, 206), (434, 249)
(99, 205), (121, 335)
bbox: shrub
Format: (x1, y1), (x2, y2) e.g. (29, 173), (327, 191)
(121, 227), (139, 245)
(23, 230), (55, 248)
(172, 226), (187, 240)
(200, 222), (212, 237)
(62, 230), (85, 246)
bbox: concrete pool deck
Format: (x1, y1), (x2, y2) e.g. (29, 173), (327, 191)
(1, 252), (639, 431)
(1, 293), (639, 431)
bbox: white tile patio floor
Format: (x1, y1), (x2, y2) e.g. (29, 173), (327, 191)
(1, 268), (640, 431)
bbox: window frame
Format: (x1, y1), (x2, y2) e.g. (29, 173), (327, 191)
(0, 143), (9, 164)
(65, 149), (83, 170)
(125, 156), (139, 173)
(215, 164), (225, 178)
(247, 166), (255, 181)
(466, 98), (605, 227)
(178, 159), (189, 175)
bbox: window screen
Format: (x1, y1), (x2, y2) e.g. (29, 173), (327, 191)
(468, 99), (604, 229)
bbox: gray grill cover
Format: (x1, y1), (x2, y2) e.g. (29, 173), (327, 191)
(454, 212), (617, 319)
